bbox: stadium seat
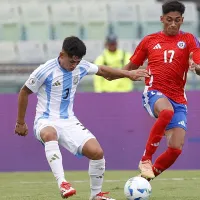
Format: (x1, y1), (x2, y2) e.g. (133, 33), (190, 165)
(20, 3), (51, 41)
(181, 2), (198, 35)
(16, 41), (46, 64)
(108, 2), (139, 39)
(139, 2), (163, 38)
(81, 3), (109, 40)
(44, 40), (62, 60)
(0, 42), (18, 63)
(50, 3), (81, 40)
(0, 4), (22, 41)
(83, 40), (104, 62)
(118, 39), (135, 53)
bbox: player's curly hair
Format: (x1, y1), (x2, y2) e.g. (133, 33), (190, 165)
(62, 36), (86, 58)
(162, 1), (185, 15)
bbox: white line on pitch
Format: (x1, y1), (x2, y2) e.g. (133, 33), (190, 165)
(18, 177), (200, 184)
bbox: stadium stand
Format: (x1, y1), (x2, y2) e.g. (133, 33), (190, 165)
(0, 0), (199, 93)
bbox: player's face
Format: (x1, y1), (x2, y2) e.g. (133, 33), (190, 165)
(59, 51), (81, 71)
(161, 11), (183, 36)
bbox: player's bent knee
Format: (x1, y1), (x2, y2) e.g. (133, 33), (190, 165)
(169, 141), (184, 150)
(90, 148), (104, 160)
(40, 128), (58, 143)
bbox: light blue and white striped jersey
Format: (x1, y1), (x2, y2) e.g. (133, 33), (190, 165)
(25, 58), (98, 120)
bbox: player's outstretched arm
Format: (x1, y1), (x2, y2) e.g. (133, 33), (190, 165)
(189, 51), (200, 76)
(123, 61), (140, 71)
(15, 85), (33, 136)
(96, 65), (149, 81)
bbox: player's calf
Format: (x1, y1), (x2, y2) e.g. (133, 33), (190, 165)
(60, 182), (76, 199)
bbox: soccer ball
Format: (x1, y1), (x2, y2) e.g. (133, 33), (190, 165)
(124, 177), (152, 200)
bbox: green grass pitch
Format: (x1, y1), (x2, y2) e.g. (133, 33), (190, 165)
(0, 170), (200, 200)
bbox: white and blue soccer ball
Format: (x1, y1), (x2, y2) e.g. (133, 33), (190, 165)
(124, 177), (152, 200)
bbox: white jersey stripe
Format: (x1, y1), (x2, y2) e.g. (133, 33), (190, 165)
(35, 62), (55, 79)
(37, 63), (57, 80)
(48, 68), (63, 118)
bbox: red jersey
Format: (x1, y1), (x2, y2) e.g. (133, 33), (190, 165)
(130, 31), (200, 104)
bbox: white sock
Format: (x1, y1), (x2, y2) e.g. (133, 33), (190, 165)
(88, 158), (105, 197)
(45, 141), (66, 188)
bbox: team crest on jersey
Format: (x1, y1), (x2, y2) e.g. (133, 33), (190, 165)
(177, 41), (186, 49)
(29, 78), (36, 85)
(73, 75), (79, 85)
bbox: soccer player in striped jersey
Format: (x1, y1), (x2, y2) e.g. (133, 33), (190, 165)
(123, 1), (200, 180)
(15, 36), (149, 200)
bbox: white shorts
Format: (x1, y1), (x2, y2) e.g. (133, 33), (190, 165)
(34, 116), (95, 156)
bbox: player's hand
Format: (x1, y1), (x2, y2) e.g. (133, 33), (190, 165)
(15, 121), (28, 136)
(128, 69), (150, 81)
(189, 52), (196, 72)
(189, 52), (200, 73)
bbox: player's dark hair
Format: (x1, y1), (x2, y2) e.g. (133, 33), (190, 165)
(62, 36), (86, 58)
(162, 1), (185, 15)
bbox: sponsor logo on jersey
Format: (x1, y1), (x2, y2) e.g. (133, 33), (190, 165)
(52, 81), (61, 86)
(153, 43), (161, 49)
(177, 41), (186, 49)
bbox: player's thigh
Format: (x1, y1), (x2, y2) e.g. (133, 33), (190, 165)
(58, 118), (96, 156)
(142, 90), (173, 117)
(154, 98), (173, 116)
(82, 138), (104, 160)
(34, 118), (59, 144)
(165, 127), (186, 149)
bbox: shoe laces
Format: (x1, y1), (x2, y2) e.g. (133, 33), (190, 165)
(61, 182), (72, 190)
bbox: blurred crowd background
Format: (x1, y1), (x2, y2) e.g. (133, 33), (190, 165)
(0, 0), (200, 93)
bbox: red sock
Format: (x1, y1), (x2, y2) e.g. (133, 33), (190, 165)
(142, 109), (174, 161)
(152, 147), (182, 176)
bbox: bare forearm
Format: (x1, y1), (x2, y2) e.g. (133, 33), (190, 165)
(97, 65), (130, 80)
(123, 62), (139, 71)
(17, 89), (29, 124)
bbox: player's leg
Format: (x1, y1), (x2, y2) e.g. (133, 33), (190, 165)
(152, 106), (187, 177)
(82, 138), (115, 200)
(35, 119), (76, 199)
(152, 127), (184, 177)
(140, 91), (174, 178)
(59, 118), (115, 200)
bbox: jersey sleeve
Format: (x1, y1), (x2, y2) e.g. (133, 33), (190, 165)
(79, 60), (99, 78)
(25, 64), (52, 93)
(187, 34), (200, 53)
(130, 37), (148, 66)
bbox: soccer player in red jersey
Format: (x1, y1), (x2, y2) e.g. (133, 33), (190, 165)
(124, 0), (200, 179)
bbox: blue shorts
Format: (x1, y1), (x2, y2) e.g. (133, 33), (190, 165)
(142, 90), (187, 131)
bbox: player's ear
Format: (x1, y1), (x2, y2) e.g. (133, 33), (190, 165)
(160, 16), (164, 23)
(59, 51), (64, 58)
